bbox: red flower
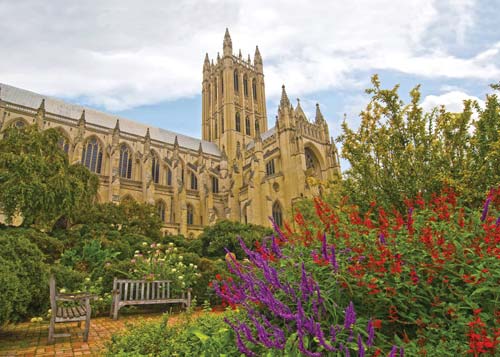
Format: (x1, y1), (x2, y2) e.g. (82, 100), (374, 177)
(215, 274), (222, 281)
(372, 319), (382, 329)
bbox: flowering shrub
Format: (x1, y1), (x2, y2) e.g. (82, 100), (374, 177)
(128, 242), (200, 294)
(215, 188), (500, 356)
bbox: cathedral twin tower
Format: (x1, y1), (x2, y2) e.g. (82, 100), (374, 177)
(0, 29), (341, 235)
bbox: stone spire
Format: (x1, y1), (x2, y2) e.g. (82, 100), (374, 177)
(174, 135), (179, 150)
(254, 45), (262, 71)
(203, 53), (210, 72)
(315, 103), (326, 123)
(38, 99), (46, 114)
(223, 28), (232, 56)
(78, 110), (86, 127)
(112, 119), (120, 145)
(114, 119), (120, 133)
(279, 85), (290, 109)
(36, 99), (46, 129)
(144, 128), (151, 152)
(198, 142), (203, 155)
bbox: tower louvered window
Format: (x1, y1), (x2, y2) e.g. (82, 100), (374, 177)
(234, 70), (239, 92)
(156, 201), (166, 222)
(167, 167), (172, 186)
(190, 172), (198, 190)
(266, 159), (275, 176)
(235, 112), (241, 132)
(211, 176), (219, 193)
(187, 204), (194, 225)
(151, 154), (160, 184)
(81, 138), (103, 174)
(272, 201), (283, 227)
(119, 144), (132, 179)
(245, 116), (251, 135)
(243, 75), (248, 96)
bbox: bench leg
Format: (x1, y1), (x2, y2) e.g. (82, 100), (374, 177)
(48, 317), (55, 344)
(113, 303), (120, 320)
(83, 299), (91, 342)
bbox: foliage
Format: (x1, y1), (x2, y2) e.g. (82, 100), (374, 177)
(0, 231), (49, 323)
(107, 310), (258, 356)
(0, 257), (21, 326)
(0, 125), (99, 229)
(199, 220), (273, 259)
(73, 200), (164, 240)
(214, 189), (500, 356)
(338, 75), (500, 212)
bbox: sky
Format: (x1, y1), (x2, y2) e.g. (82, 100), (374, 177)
(1, 0), (499, 169)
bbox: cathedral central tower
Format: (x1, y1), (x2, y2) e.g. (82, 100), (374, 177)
(202, 29), (268, 162)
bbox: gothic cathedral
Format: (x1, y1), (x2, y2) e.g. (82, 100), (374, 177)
(0, 29), (341, 236)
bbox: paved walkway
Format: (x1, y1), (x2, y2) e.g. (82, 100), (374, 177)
(0, 312), (185, 356)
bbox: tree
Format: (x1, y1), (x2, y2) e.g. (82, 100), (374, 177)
(337, 75), (497, 211)
(0, 125), (99, 229)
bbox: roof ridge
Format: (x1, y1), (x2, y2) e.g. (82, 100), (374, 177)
(0, 82), (220, 155)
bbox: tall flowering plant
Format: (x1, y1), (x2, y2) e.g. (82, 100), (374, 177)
(214, 187), (500, 356)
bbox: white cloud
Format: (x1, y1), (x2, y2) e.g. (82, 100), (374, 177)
(0, 0), (496, 111)
(421, 90), (485, 114)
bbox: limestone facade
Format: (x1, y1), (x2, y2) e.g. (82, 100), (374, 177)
(0, 29), (340, 236)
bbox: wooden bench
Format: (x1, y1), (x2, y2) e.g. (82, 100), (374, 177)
(110, 278), (192, 320)
(48, 275), (95, 343)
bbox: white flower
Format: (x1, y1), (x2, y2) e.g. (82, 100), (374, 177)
(173, 247), (178, 252)
(168, 242), (174, 247)
(157, 243), (162, 248)
(178, 255), (183, 261)
(85, 277), (90, 282)
(189, 263), (194, 268)
(59, 288), (66, 293)
(194, 265), (198, 269)
(171, 268), (177, 273)
(142, 242), (148, 246)
(135, 250), (140, 254)
(178, 276), (184, 280)
(181, 282), (186, 287)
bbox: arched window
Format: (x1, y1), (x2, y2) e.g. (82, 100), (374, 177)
(266, 159), (275, 176)
(119, 144), (132, 179)
(151, 153), (160, 184)
(272, 201), (283, 227)
(235, 112), (241, 132)
(255, 120), (260, 135)
(243, 75), (248, 96)
(305, 147), (321, 178)
(167, 167), (172, 186)
(81, 137), (103, 174)
(234, 70), (239, 93)
(58, 136), (70, 154)
(187, 204), (194, 225)
(156, 200), (166, 222)
(190, 172), (198, 190)
(12, 120), (26, 129)
(245, 116), (251, 135)
(211, 176), (219, 193)
(252, 79), (257, 100)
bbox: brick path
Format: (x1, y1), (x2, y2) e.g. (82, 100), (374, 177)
(0, 312), (186, 356)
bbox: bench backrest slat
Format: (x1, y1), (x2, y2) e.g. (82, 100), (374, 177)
(114, 279), (179, 302)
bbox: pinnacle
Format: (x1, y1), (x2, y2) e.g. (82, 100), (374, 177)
(223, 28), (232, 46)
(79, 110), (86, 122)
(114, 119), (120, 131)
(280, 84), (290, 108)
(315, 103), (325, 123)
(145, 127), (151, 139)
(38, 99), (45, 111)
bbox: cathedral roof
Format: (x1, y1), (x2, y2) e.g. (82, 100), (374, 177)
(0, 82), (221, 157)
(246, 126), (276, 150)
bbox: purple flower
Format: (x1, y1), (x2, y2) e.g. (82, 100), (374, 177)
(481, 197), (491, 221)
(357, 334), (365, 357)
(330, 246), (339, 272)
(389, 345), (398, 357)
(321, 233), (329, 260)
(344, 302), (356, 329)
(379, 233), (386, 245)
(366, 320), (375, 347)
(496, 216), (500, 227)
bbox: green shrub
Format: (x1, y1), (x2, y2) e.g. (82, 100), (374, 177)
(107, 310), (261, 356)
(0, 257), (20, 326)
(0, 232), (49, 322)
(199, 220), (272, 259)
